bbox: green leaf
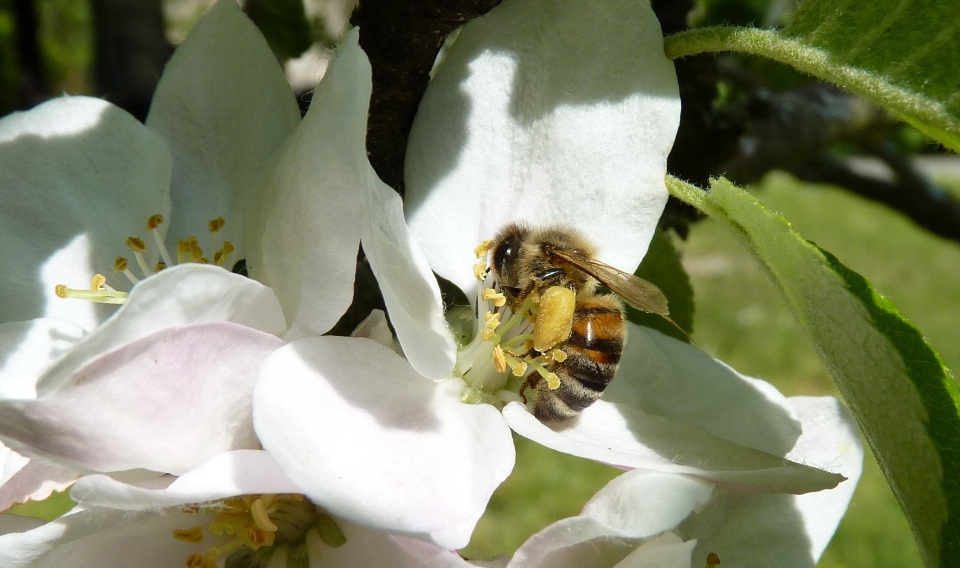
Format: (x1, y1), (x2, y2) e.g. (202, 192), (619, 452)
(628, 228), (695, 342)
(666, 175), (960, 568)
(663, 0), (960, 153)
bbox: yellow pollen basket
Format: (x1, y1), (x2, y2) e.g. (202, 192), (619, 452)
(54, 214), (238, 306)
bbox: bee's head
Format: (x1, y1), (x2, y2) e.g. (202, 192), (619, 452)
(490, 223), (529, 288)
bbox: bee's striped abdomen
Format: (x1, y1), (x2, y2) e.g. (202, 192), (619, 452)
(533, 296), (625, 421)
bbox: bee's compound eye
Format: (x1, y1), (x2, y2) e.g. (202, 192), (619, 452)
(492, 234), (520, 277)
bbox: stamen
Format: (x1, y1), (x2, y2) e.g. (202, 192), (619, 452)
(125, 237), (152, 276)
(114, 257), (140, 284)
(474, 239), (494, 258)
(147, 214), (175, 267)
(208, 217), (225, 259)
(251, 497), (279, 533)
(473, 261), (489, 281)
(213, 240), (235, 267)
(706, 552), (721, 567)
(173, 526), (205, 543)
(185, 553), (216, 568)
(549, 348), (567, 362)
(492, 344), (507, 373)
(480, 288), (506, 307)
(54, 284), (128, 304)
(531, 360), (560, 390)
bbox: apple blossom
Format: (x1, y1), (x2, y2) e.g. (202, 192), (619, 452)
(253, 0), (854, 554)
(0, 0), (367, 500)
(0, 450), (476, 568)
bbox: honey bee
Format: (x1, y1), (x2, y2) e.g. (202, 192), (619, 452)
(488, 223), (672, 421)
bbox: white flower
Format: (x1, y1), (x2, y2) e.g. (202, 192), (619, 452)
(252, 0), (852, 553)
(0, 0), (366, 501)
(500, 396), (863, 568)
(0, 450), (478, 568)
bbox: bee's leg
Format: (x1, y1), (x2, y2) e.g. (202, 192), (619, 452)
(515, 268), (569, 303)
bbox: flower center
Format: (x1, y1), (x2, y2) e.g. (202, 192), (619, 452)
(452, 241), (566, 409)
(174, 494), (345, 568)
(54, 214), (237, 305)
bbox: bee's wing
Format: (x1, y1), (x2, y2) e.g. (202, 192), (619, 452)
(549, 249), (670, 317)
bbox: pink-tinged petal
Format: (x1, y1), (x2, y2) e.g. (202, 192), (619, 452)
(503, 401), (843, 494)
(254, 29), (368, 339)
(608, 325), (802, 457)
(684, 397), (863, 567)
(0, 457), (78, 513)
(146, 0), (300, 252)
(307, 519), (476, 567)
(362, 171), (456, 379)
(0, 96), (172, 329)
(0, 322), (283, 474)
(581, 471), (713, 539)
(0, 319), (85, 399)
(0, 507), (210, 568)
(36, 263), (285, 395)
(71, 450), (301, 510)
(405, 0), (680, 296)
(254, 336), (515, 549)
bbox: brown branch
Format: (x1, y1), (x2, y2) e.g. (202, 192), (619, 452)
(352, 0), (502, 195)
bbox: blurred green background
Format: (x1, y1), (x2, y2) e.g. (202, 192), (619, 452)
(4, 1), (959, 566)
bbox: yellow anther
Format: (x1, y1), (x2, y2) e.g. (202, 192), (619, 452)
(511, 361), (528, 377)
(54, 284), (68, 299)
(549, 349), (567, 362)
(185, 553), (216, 568)
(125, 237), (146, 253)
(706, 552), (721, 567)
(241, 526), (275, 549)
(214, 240), (235, 265)
(90, 274), (107, 290)
(154, 261), (167, 272)
(483, 311), (501, 327)
(177, 239), (192, 255)
(473, 260), (489, 281)
(492, 344), (507, 373)
(480, 328), (496, 341)
(146, 214), (164, 230)
(250, 498), (278, 533)
(480, 288), (506, 307)
(173, 526), (205, 543)
(114, 257), (129, 271)
(208, 217), (226, 233)
(474, 239), (494, 258)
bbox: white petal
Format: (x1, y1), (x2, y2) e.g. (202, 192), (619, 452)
(254, 336), (514, 549)
(0, 96), (172, 329)
(362, 170), (456, 379)
(254, 29), (369, 339)
(145, 0), (300, 252)
(615, 532), (695, 568)
(0, 506), (209, 568)
(0, 514), (44, 536)
(35, 263), (286, 395)
(608, 325), (802, 457)
(506, 515), (639, 568)
(350, 309), (395, 348)
(683, 397), (863, 567)
(503, 400), (843, 494)
(405, 0), (680, 295)
(308, 519), (476, 567)
(0, 319), (85, 399)
(582, 471), (713, 539)
(71, 450), (301, 509)
(0, 322), (283, 474)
